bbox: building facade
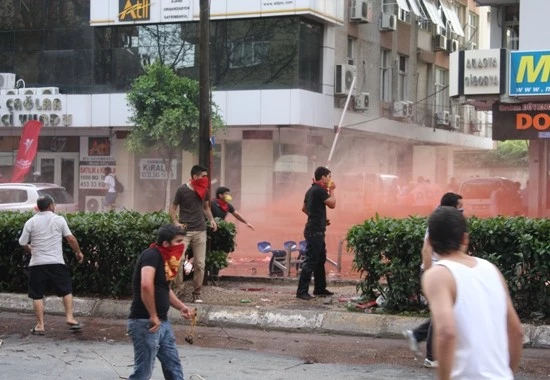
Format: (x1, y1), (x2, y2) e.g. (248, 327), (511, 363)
(0, 0), (491, 213)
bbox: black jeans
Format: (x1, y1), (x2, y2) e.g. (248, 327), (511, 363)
(413, 319), (434, 360)
(296, 232), (327, 295)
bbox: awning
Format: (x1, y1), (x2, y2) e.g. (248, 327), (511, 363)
(439, 0), (465, 36)
(396, 0), (411, 12)
(420, 0), (445, 28)
(408, 0), (428, 18)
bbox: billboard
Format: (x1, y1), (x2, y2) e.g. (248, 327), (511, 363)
(493, 102), (550, 140)
(509, 50), (550, 96)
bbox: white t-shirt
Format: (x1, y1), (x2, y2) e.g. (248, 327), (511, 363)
(436, 258), (513, 380)
(104, 174), (116, 193)
(19, 211), (73, 266)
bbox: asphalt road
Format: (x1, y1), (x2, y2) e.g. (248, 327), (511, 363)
(0, 311), (548, 379)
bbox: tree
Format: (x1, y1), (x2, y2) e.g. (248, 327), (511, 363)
(126, 62), (224, 209)
(455, 140), (529, 168)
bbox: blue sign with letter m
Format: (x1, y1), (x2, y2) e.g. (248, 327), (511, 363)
(509, 51), (550, 96)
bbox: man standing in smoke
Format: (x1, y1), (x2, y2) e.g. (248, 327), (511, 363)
(296, 166), (336, 300)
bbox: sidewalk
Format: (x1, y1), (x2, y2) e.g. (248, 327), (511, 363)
(1, 276), (548, 348)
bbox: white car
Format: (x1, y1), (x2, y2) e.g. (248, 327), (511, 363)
(0, 183), (78, 213)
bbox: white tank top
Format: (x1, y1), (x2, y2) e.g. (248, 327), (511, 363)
(435, 258), (513, 380)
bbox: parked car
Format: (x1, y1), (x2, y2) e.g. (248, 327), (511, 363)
(458, 177), (522, 217)
(0, 183), (78, 213)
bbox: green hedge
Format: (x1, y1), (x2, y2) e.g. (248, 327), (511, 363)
(0, 211), (236, 298)
(347, 216), (549, 318)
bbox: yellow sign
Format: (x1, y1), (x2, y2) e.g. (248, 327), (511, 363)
(119, 0), (150, 22)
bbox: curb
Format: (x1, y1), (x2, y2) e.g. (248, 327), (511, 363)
(1, 293), (548, 348)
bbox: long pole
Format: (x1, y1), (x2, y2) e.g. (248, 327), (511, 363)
(199, 0), (211, 174)
(326, 76), (356, 168)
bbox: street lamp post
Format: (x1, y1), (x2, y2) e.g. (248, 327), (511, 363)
(199, 0), (211, 176)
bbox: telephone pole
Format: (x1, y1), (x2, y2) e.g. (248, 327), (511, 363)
(198, 0), (211, 172)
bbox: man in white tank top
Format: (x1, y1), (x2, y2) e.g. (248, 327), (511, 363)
(422, 207), (523, 380)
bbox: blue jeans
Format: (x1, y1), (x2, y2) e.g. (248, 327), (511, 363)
(127, 319), (184, 380)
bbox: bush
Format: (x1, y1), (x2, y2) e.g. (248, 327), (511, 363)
(0, 211), (236, 298)
(347, 216), (549, 318)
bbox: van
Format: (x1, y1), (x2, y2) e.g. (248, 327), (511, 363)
(458, 177), (522, 217)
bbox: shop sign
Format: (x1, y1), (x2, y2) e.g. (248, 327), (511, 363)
(119, 0), (151, 22)
(140, 158), (177, 180)
(0, 94), (73, 127)
(493, 102), (550, 140)
(79, 164), (112, 190)
(509, 50), (550, 96)
(463, 50), (502, 95)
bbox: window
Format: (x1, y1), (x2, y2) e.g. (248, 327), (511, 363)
(347, 36), (355, 65)
(503, 5), (519, 50)
(435, 67), (449, 113)
(384, 0), (410, 22)
(408, 0), (430, 30)
(380, 49), (392, 102)
(229, 40), (270, 68)
(466, 12), (479, 47)
(398, 55), (408, 101)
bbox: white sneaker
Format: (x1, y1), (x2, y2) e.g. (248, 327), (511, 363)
(403, 330), (421, 357)
(423, 358), (439, 368)
(192, 295), (203, 303)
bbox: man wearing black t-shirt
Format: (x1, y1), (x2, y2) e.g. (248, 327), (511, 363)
(296, 166), (336, 300)
(127, 224), (194, 380)
(211, 186), (254, 230)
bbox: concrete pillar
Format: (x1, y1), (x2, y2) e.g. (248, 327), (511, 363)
(412, 145), (436, 183)
(528, 140), (543, 217)
(241, 139), (273, 212)
(435, 146), (454, 187)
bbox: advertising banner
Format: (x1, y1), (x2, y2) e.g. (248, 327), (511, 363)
(79, 137), (115, 189)
(140, 158), (177, 180)
(11, 120), (43, 182)
(493, 102), (550, 140)
(509, 50), (550, 96)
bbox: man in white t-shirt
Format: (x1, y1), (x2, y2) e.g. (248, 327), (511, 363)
(103, 167), (117, 211)
(422, 207), (523, 380)
(19, 195), (85, 335)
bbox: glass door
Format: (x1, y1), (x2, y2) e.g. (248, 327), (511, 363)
(36, 153), (79, 203)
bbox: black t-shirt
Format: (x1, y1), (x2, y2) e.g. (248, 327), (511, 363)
(129, 248), (170, 320)
(210, 199), (235, 219)
(304, 183), (330, 233)
(172, 184), (207, 231)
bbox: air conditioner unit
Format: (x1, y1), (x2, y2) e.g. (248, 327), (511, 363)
(449, 39), (459, 53)
(393, 101), (409, 118)
(350, 0), (372, 23)
(380, 13), (397, 31)
(405, 101), (414, 117)
(354, 92), (370, 110)
(18, 88), (38, 95)
(434, 35), (447, 51)
(335, 64), (357, 95)
(466, 41), (477, 50)
(0, 73), (16, 89)
(434, 25), (446, 37)
(450, 114), (461, 130)
(39, 87), (59, 95)
(0, 89), (17, 96)
(85, 196), (104, 213)
(436, 111), (450, 126)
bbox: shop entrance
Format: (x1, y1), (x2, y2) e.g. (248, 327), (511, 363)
(36, 153), (79, 203)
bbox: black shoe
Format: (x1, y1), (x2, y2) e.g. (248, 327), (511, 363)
(313, 289), (334, 297)
(296, 293), (314, 300)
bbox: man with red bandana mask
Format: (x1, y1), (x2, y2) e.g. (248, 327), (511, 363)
(170, 165), (217, 303)
(296, 166), (336, 300)
(211, 186), (254, 230)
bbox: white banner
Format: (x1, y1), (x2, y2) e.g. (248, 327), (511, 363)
(140, 158), (177, 180)
(79, 164), (109, 190)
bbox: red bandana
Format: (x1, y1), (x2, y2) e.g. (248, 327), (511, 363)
(314, 180), (328, 190)
(216, 198), (230, 213)
(191, 177), (209, 200)
(150, 243), (185, 281)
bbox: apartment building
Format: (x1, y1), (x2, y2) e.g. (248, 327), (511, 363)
(0, 0), (491, 212)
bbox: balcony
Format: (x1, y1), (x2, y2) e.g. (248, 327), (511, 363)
(474, 0), (520, 6)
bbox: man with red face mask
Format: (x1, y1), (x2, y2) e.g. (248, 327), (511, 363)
(171, 165), (217, 303)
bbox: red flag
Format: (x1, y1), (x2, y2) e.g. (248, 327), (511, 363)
(11, 120), (43, 183)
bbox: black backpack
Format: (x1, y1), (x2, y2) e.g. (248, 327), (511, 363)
(114, 176), (124, 193)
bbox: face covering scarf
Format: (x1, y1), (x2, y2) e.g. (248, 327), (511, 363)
(150, 243), (185, 281)
(216, 198), (230, 213)
(191, 177), (209, 200)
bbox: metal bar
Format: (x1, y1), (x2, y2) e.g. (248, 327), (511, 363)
(285, 246), (292, 277)
(327, 76), (356, 167)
